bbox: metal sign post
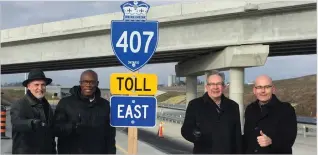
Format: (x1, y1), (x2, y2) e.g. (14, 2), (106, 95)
(110, 1), (159, 154)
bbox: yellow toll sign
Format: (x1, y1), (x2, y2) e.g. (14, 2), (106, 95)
(110, 73), (158, 95)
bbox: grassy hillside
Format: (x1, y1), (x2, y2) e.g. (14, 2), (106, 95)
(1, 89), (56, 104)
(158, 74), (316, 117)
(156, 91), (185, 102)
(1, 75), (316, 117)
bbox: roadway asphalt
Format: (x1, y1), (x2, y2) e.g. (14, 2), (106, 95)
(0, 108), (187, 154)
(2, 106), (316, 154)
(152, 120), (317, 155)
(122, 128), (193, 154)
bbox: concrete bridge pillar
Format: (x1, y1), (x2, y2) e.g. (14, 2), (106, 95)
(175, 44), (269, 130)
(186, 75), (197, 107)
(204, 72), (209, 92)
(168, 75), (173, 87)
(229, 68), (245, 132)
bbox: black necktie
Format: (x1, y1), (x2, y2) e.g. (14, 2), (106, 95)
(215, 103), (222, 113)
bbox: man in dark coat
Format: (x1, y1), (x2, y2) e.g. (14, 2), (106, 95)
(10, 69), (56, 154)
(243, 75), (297, 154)
(53, 70), (116, 154)
(181, 72), (242, 154)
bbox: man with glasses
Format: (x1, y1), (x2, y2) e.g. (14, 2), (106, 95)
(181, 72), (242, 154)
(52, 70), (116, 154)
(243, 75), (297, 154)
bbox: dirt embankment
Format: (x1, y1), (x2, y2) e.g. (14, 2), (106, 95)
(1, 89), (55, 106)
(158, 74), (317, 117)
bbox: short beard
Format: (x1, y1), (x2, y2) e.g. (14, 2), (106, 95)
(34, 94), (44, 99)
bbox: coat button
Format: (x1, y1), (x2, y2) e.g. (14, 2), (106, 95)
(254, 127), (259, 130)
(254, 149), (258, 152)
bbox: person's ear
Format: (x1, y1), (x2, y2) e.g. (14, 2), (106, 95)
(253, 86), (257, 95)
(272, 85), (276, 94)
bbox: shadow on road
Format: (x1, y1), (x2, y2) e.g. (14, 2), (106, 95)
(119, 128), (192, 154)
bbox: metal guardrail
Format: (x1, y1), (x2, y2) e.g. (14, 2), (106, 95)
(157, 113), (184, 124)
(156, 113), (317, 137)
(157, 104), (317, 137)
(158, 104), (317, 125)
(158, 104), (186, 110)
(297, 116), (316, 125)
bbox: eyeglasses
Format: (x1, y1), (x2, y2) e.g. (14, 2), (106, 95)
(79, 80), (98, 86)
(207, 82), (223, 87)
(254, 85), (272, 90)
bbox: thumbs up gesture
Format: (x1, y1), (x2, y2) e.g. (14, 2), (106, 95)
(257, 130), (272, 147)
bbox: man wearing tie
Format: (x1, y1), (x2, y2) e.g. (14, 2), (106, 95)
(181, 72), (242, 154)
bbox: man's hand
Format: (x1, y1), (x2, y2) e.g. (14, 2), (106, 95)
(31, 119), (46, 130)
(192, 123), (202, 142)
(74, 113), (89, 134)
(193, 128), (201, 140)
(257, 130), (272, 147)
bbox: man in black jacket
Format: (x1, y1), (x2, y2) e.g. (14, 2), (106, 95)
(181, 72), (242, 154)
(53, 70), (116, 154)
(243, 75), (297, 154)
(10, 69), (56, 154)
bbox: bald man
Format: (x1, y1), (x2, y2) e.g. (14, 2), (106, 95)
(243, 75), (297, 154)
(53, 70), (116, 154)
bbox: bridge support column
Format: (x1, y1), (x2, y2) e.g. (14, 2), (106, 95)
(229, 67), (245, 132)
(186, 75), (197, 107)
(168, 75), (173, 87)
(175, 44), (269, 125)
(204, 72), (209, 92)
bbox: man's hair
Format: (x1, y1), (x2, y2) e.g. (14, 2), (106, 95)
(80, 69), (98, 81)
(206, 71), (225, 85)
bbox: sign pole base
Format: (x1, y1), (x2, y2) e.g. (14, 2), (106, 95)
(128, 127), (138, 154)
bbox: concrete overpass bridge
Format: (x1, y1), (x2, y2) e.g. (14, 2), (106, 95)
(1, 1), (316, 74)
(1, 1), (316, 127)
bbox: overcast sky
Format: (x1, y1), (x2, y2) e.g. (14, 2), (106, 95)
(0, 1), (317, 88)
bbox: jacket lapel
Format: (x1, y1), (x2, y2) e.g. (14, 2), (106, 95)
(254, 94), (279, 124)
(25, 95), (38, 106)
(25, 94), (52, 124)
(202, 93), (228, 120)
(42, 98), (52, 125)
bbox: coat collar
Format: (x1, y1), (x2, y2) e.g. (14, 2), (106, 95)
(24, 90), (48, 106)
(251, 94), (281, 108)
(69, 86), (101, 107)
(24, 95), (38, 106)
(202, 92), (230, 109)
(250, 94), (281, 121)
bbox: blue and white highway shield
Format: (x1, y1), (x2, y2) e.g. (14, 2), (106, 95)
(111, 21), (159, 72)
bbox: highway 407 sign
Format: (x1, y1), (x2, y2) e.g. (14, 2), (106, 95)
(111, 1), (159, 72)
